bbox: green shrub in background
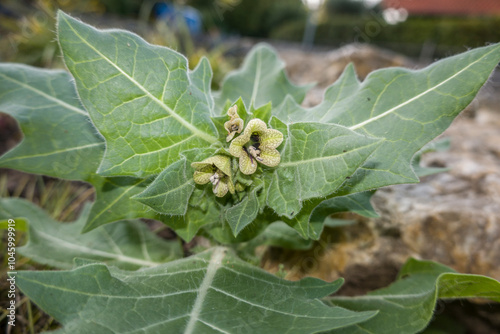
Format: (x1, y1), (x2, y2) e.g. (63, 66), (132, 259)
(207, 0), (306, 37)
(271, 15), (500, 58)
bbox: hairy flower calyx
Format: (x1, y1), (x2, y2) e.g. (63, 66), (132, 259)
(224, 105), (244, 142)
(229, 119), (283, 175)
(191, 155), (235, 197)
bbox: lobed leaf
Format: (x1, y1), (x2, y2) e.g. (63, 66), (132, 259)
(57, 11), (218, 177)
(271, 43), (500, 238)
(326, 258), (500, 334)
(214, 43), (311, 111)
(225, 187), (260, 236)
(0, 64), (104, 181)
(0, 198), (182, 270)
(267, 117), (381, 227)
(275, 43), (500, 194)
(0, 63), (162, 233)
(16, 247), (376, 334)
(132, 158), (195, 216)
(411, 138), (450, 177)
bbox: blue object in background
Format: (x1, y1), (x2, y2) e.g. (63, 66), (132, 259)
(154, 2), (202, 35)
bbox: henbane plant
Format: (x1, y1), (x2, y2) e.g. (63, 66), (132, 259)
(1, 10), (500, 334)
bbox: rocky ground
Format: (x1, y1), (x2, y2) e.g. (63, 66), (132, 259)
(260, 43), (500, 333)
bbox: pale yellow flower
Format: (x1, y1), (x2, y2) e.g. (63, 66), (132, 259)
(191, 155), (235, 197)
(229, 119), (283, 175)
(224, 105), (244, 142)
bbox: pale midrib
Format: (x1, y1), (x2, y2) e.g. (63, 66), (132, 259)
(250, 50), (262, 106)
(184, 247), (226, 334)
(331, 290), (431, 301)
(62, 16), (217, 144)
(37, 229), (160, 267)
(349, 50), (495, 131)
(0, 73), (88, 116)
(0, 142), (103, 162)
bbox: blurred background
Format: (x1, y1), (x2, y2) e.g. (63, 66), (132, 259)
(2, 0), (500, 106)
(2, 0), (500, 69)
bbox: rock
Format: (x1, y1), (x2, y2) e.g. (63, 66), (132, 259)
(277, 43), (416, 106)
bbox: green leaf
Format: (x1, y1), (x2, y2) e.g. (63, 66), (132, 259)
(225, 188), (260, 236)
(0, 64), (104, 181)
(133, 158), (195, 216)
(84, 175), (158, 232)
(326, 258), (500, 334)
(191, 57), (215, 114)
(17, 247), (376, 334)
(309, 191), (378, 227)
(0, 63), (160, 233)
(279, 191), (377, 240)
(276, 191), (376, 241)
(412, 138), (450, 177)
(166, 188), (224, 241)
(202, 209), (271, 245)
(273, 63), (359, 124)
(267, 117), (381, 225)
(0, 198), (182, 270)
(57, 11), (218, 177)
(214, 43), (311, 111)
(270, 44), (500, 238)
(257, 221), (314, 250)
(274, 43), (500, 194)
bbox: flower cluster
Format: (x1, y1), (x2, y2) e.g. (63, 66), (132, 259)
(192, 155), (235, 197)
(229, 118), (283, 175)
(224, 105), (244, 142)
(192, 105), (283, 196)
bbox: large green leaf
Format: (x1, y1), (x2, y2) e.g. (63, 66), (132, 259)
(0, 198), (182, 270)
(271, 43), (500, 237)
(274, 43), (500, 194)
(57, 11), (218, 177)
(0, 63), (159, 233)
(0, 64), (104, 181)
(214, 43), (311, 111)
(267, 117), (381, 226)
(17, 247), (376, 334)
(326, 258), (500, 334)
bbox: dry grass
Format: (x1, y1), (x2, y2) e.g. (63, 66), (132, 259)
(0, 170), (94, 333)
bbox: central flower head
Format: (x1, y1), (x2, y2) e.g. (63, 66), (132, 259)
(229, 119), (283, 175)
(191, 155), (235, 197)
